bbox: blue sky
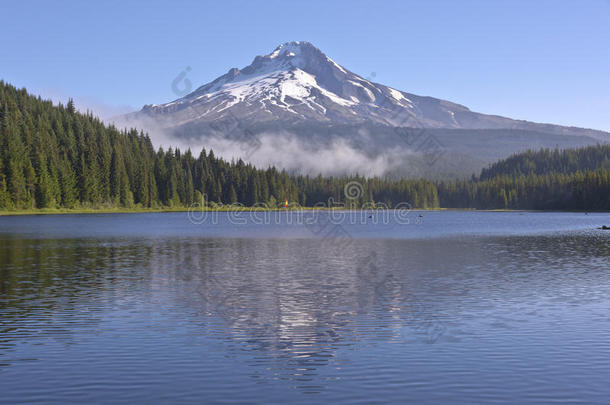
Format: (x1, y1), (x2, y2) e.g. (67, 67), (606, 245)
(2, 0), (609, 131)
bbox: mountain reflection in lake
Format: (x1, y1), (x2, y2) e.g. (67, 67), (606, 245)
(1, 212), (609, 404)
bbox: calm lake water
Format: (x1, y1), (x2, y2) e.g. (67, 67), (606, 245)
(1, 211), (609, 404)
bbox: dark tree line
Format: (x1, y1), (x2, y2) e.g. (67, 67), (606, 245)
(1, 81), (608, 211)
(293, 175), (439, 209)
(480, 145), (610, 179)
(0, 81), (300, 209)
(439, 145), (610, 210)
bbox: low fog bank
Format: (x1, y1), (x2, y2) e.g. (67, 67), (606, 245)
(114, 111), (605, 180)
(109, 114), (468, 178)
(194, 133), (411, 177)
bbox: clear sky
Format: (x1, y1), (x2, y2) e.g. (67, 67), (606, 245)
(2, 0), (609, 131)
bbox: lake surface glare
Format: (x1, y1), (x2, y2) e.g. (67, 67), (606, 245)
(1, 211), (609, 404)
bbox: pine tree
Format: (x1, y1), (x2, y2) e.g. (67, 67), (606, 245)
(59, 159), (78, 208)
(66, 98), (76, 115)
(184, 164), (194, 206)
(24, 159), (36, 208)
(0, 154), (10, 208)
(3, 101), (28, 206)
(229, 185), (238, 204)
(110, 144), (123, 204)
(36, 155), (55, 208)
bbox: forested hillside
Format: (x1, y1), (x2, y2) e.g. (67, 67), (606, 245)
(480, 145), (610, 179)
(1, 81), (608, 211)
(0, 81), (439, 210)
(439, 169), (609, 210)
(439, 145), (610, 210)
(0, 81), (302, 209)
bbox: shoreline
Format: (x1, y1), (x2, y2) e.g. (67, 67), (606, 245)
(1, 207), (607, 217)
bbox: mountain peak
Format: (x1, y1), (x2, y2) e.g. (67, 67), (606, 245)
(134, 41), (607, 144)
(240, 41), (332, 76)
(121, 42), (609, 179)
(267, 41), (320, 58)
(140, 41), (442, 126)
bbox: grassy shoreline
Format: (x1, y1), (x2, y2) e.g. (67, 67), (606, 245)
(1, 207), (606, 216)
(0, 207), (191, 216)
(0, 206), (333, 216)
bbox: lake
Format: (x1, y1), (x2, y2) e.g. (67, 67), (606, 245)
(1, 211), (609, 404)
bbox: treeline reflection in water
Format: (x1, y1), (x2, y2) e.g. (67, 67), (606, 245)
(1, 232), (610, 401)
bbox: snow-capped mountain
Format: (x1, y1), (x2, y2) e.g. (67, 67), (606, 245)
(140, 41), (440, 127)
(120, 41), (608, 178)
(133, 41), (607, 139)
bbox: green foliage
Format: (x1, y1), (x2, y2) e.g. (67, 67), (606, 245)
(439, 145), (610, 210)
(0, 81), (607, 212)
(0, 81), (315, 210)
(480, 145), (610, 180)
